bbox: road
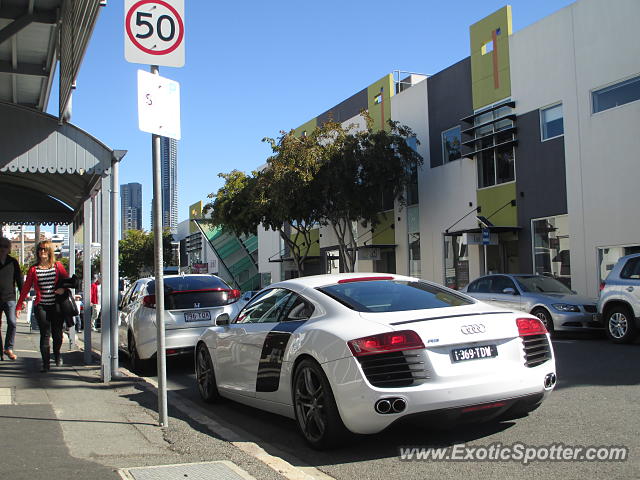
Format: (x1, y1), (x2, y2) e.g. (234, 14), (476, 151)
(126, 333), (640, 480)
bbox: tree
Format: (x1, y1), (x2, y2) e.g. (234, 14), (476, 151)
(119, 229), (174, 280)
(315, 115), (423, 271)
(207, 115), (422, 276)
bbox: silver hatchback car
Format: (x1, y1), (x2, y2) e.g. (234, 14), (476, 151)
(462, 274), (600, 333)
(118, 274), (242, 374)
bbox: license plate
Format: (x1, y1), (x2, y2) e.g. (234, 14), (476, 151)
(184, 311), (211, 322)
(451, 344), (498, 363)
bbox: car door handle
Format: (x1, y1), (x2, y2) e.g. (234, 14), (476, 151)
(490, 298), (498, 301)
(627, 286), (634, 292)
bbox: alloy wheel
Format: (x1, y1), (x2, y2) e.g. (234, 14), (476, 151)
(294, 366), (327, 443)
(609, 312), (628, 339)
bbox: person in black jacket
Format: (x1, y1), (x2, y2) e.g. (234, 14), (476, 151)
(0, 237), (23, 361)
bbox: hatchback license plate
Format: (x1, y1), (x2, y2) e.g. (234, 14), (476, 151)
(451, 345), (497, 363)
(184, 311), (211, 322)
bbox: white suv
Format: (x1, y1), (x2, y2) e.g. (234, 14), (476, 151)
(598, 253), (640, 343)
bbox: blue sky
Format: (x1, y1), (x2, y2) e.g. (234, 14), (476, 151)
(52, 0), (575, 231)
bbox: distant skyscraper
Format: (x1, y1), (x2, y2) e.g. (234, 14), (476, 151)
(160, 136), (178, 236)
(121, 182), (142, 237)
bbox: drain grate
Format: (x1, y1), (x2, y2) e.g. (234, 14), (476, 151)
(122, 461), (256, 480)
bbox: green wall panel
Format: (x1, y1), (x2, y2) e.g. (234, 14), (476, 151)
(294, 118), (317, 138)
(476, 183), (517, 227)
(371, 212), (395, 245)
(470, 6), (512, 110)
(367, 74), (394, 132)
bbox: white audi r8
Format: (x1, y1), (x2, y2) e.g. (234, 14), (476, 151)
(195, 273), (556, 449)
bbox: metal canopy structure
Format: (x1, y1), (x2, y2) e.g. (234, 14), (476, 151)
(1, 0), (123, 382)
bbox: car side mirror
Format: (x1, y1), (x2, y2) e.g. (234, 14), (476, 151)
(503, 287), (516, 295)
(215, 313), (230, 326)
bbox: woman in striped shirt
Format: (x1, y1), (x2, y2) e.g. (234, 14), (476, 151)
(16, 241), (69, 372)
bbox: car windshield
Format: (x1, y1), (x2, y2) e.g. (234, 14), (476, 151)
(514, 276), (573, 294)
(317, 280), (473, 312)
(147, 275), (234, 309)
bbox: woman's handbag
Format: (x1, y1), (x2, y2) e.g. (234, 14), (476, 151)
(55, 288), (79, 328)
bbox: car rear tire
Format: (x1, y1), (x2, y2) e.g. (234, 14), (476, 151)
(605, 305), (637, 344)
(196, 343), (220, 403)
(128, 333), (154, 376)
(532, 307), (554, 334)
(292, 358), (349, 450)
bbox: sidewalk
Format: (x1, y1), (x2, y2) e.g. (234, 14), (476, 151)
(0, 321), (288, 480)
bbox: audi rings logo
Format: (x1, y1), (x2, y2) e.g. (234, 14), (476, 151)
(461, 324), (486, 334)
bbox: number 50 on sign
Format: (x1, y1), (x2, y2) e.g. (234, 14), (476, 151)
(125, 0), (185, 67)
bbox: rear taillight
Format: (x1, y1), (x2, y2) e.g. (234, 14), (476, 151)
(348, 330), (424, 357)
(228, 289), (241, 302)
(516, 317), (547, 336)
(599, 282), (605, 292)
(143, 294), (156, 308)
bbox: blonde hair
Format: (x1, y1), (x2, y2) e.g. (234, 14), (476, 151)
(36, 241), (56, 268)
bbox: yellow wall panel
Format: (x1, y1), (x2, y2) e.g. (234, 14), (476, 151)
(476, 183), (517, 227)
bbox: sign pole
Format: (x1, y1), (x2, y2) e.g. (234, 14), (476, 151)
(151, 65), (168, 427)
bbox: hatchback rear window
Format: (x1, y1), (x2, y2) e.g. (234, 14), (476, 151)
(148, 275), (235, 309)
(317, 280), (472, 312)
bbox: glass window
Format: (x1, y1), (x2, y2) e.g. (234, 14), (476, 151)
(406, 136), (419, 205)
(592, 75), (640, 113)
(407, 205), (421, 278)
(444, 234), (469, 290)
(467, 277), (491, 293)
(442, 126), (461, 163)
(515, 275), (573, 294)
(540, 104), (564, 140)
(495, 145), (515, 185)
(620, 258), (640, 280)
(478, 150), (496, 188)
(317, 279), (473, 313)
(236, 288), (293, 323)
(532, 215), (571, 289)
(489, 276), (517, 294)
(282, 295), (315, 321)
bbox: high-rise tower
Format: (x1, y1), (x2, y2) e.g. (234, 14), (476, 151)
(160, 136), (178, 236)
(121, 182), (142, 237)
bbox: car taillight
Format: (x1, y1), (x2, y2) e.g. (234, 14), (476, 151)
(143, 294), (156, 308)
(348, 330), (424, 357)
(516, 317), (547, 336)
(599, 281), (605, 291)
(228, 289), (241, 302)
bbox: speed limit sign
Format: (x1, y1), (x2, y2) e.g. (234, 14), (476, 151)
(124, 0), (185, 67)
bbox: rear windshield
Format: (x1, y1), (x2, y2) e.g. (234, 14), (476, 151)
(148, 276), (234, 309)
(317, 280), (473, 312)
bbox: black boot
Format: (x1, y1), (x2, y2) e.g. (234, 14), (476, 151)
(41, 348), (51, 372)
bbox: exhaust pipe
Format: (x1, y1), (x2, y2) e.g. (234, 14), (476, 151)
(375, 399), (392, 414)
(544, 373), (557, 389)
(392, 398), (407, 413)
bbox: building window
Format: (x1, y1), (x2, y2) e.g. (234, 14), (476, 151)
(540, 103), (564, 140)
(406, 136), (419, 205)
(532, 215), (571, 289)
(592, 75), (640, 113)
(460, 100), (516, 189)
(442, 126), (461, 163)
(408, 205), (421, 278)
(443, 234), (469, 290)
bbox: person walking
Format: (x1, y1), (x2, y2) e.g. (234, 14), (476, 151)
(90, 275), (101, 331)
(0, 237), (23, 361)
(16, 241), (69, 372)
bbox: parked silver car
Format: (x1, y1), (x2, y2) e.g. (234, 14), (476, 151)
(598, 253), (640, 343)
(462, 274), (599, 333)
(118, 274), (242, 374)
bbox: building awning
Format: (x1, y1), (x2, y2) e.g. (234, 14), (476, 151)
(445, 226), (522, 235)
(0, 102), (125, 225)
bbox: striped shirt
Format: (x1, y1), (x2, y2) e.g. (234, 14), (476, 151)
(36, 266), (57, 306)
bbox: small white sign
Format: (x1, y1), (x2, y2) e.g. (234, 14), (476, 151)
(137, 70), (181, 139)
(125, 0), (185, 68)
